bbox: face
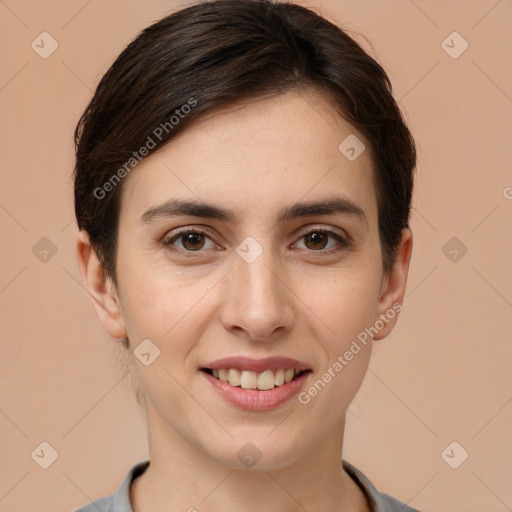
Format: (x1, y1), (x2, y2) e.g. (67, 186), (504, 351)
(78, 88), (412, 471)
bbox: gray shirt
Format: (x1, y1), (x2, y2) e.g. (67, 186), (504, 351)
(75, 459), (420, 512)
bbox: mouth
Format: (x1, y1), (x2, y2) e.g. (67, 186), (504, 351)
(200, 367), (312, 391)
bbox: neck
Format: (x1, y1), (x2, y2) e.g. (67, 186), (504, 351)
(130, 403), (370, 512)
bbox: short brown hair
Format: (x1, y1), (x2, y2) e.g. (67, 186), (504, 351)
(73, 0), (416, 285)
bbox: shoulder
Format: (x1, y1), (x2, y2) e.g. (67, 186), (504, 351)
(342, 459), (421, 512)
(74, 460), (150, 512)
(75, 494), (114, 512)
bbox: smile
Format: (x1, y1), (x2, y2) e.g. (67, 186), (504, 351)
(201, 368), (310, 391)
(200, 368), (312, 411)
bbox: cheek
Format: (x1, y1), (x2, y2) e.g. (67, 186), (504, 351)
(297, 266), (382, 345)
(295, 274), (377, 419)
(118, 262), (219, 355)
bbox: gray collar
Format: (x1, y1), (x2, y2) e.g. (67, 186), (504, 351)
(90, 458), (419, 512)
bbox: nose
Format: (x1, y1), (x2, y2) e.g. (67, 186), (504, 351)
(219, 246), (295, 342)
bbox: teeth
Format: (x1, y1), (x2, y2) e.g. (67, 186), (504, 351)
(228, 368), (241, 387)
(240, 370), (258, 389)
(210, 368), (304, 390)
(257, 370), (275, 390)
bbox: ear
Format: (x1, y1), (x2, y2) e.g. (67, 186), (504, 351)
(75, 229), (127, 339)
(372, 228), (413, 341)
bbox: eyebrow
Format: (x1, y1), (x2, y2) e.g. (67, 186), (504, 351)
(139, 195), (368, 227)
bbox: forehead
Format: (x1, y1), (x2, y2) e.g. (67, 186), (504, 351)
(118, 88), (378, 227)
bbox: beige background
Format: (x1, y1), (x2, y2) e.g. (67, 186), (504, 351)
(1, 1), (511, 511)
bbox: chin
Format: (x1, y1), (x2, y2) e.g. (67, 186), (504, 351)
(203, 433), (309, 471)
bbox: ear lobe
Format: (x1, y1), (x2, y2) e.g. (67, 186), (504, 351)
(75, 229), (127, 339)
(372, 228), (413, 341)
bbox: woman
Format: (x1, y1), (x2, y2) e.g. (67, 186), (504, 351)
(73, 1), (418, 510)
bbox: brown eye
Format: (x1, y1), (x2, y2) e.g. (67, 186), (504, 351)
(304, 232), (329, 250)
(180, 232), (206, 251)
(295, 229), (350, 253)
(163, 229), (216, 252)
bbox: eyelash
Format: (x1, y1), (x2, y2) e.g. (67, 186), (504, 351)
(162, 226), (352, 255)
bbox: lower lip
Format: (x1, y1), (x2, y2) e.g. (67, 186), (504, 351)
(201, 370), (311, 411)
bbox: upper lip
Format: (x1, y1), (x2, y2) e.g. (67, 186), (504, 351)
(202, 356), (311, 373)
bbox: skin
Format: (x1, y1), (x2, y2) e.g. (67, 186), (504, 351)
(76, 87), (412, 512)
